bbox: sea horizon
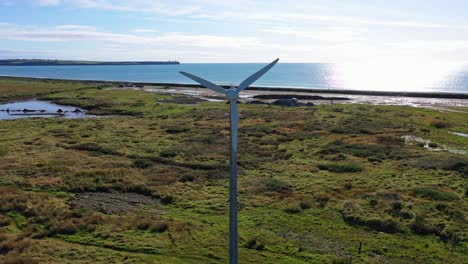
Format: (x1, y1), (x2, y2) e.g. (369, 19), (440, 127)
(1, 62), (467, 94)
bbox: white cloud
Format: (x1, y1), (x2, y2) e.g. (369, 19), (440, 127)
(37, 0), (62, 6)
(264, 26), (365, 43)
(133, 28), (159, 34)
(55, 24), (96, 30)
(4, 1), (468, 62)
(34, 0), (467, 30)
(0, 23), (261, 49)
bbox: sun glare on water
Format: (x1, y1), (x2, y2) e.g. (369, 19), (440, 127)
(331, 60), (464, 92)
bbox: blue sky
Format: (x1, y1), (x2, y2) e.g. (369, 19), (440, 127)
(0, 0), (467, 62)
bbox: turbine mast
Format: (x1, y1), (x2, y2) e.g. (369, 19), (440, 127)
(179, 58), (279, 264)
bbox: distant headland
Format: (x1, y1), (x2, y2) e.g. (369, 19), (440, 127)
(0, 59), (180, 66)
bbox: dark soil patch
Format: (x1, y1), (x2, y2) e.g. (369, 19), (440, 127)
(68, 192), (162, 215)
(253, 94), (350, 100)
(159, 96), (206, 104)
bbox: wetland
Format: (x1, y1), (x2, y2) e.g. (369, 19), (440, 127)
(0, 77), (467, 264)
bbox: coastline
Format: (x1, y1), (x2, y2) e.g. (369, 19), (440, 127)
(0, 60), (180, 66)
(137, 85), (468, 112)
(1, 75), (467, 99)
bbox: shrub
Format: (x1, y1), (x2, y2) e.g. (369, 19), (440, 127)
(258, 178), (293, 195)
(71, 142), (102, 151)
(284, 206), (301, 214)
(0, 214), (10, 227)
(48, 220), (79, 235)
(319, 141), (409, 161)
(299, 200), (312, 210)
(179, 175), (195, 183)
(315, 192), (331, 208)
(136, 219), (152, 230)
(245, 237), (257, 249)
(413, 188), (458, 201)
(369, 199), (378, 207)
(344, 182), (353, 190)
(365, 218), (402, 234)
(376, 135), (404, 145)
(4, 252), (38, 264)
(0, 235), (30, 255)
(391, 201), (403, 213)
(132, 158), (153, 169)
(160, 150), (177, 158)
(165, 127), (190, 134)
(341, 201), (404, 234)
(160, 195), (175, 205)
(410, 215), (463, 243)
(255, 243), (265, 250)
(70, 143), (117, 155)
(430, 120), (450, 128)
(82, 212), (103, 226)
(409, 215), (434, 235)
(136, 219), (169, 233)
(149, 221), (169, 233)
(343, 215), (403, 234)
(244, 237), (264, 250)
(317, 163), (362, 173)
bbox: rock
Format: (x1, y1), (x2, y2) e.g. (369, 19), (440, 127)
(72, 108), (83, 113)
(272, 98), (302, 107)
(253, 94), (349, 101)
(249, 100), (267, 105)
(57, 108), (63, 113)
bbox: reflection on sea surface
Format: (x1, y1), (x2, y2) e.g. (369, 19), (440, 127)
(0, 62), (467, 93)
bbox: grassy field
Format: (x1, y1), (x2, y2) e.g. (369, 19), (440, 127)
(0, 77), (467, 263)
(0, 77), (107, 103)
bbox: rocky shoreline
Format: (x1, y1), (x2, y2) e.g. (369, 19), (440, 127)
(132, 85), (468, 111)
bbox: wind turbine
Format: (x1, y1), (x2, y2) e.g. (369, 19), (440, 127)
(179, 58), (279, 264)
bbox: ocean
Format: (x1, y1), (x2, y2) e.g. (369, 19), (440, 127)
(0, 63), (467, 93)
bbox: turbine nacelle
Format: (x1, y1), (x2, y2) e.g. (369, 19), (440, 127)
(226, 88), (239, 101)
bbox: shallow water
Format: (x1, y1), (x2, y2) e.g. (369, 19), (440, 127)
(0, 99), (93, 120)
(450, 131), (468, 138)
(402, 135), (467, 155)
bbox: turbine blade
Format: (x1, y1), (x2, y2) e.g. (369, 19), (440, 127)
(179, 71), (226, 94)
(236, 58), (279, 92)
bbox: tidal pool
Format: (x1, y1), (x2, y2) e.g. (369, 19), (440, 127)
(450, 131), (468, 138)
(0, 99), (93, 120)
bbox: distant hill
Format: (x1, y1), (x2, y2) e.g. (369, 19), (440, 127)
(0, 59), (180, 66)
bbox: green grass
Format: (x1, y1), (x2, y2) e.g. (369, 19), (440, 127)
(0, 77), (467, 263)
(0, 76), (107, 102)
(413, 187), (459, 201)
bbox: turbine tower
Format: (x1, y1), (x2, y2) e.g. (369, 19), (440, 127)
(180, 58), (279, 264)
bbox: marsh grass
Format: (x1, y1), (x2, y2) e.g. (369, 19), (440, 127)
(0, 77), (467, 263)
(317, 162), (363, 173)
(413, 187), (459, 201)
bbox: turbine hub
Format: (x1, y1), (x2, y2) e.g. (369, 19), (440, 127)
(226, 88), (239, 101)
